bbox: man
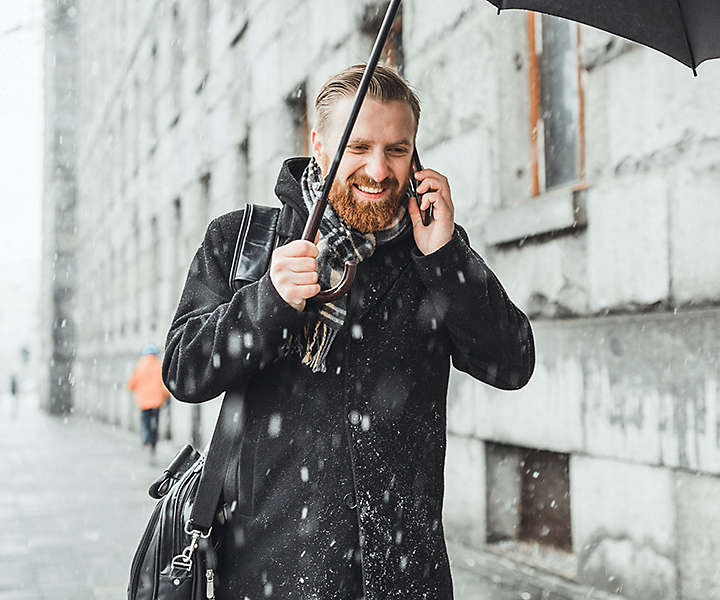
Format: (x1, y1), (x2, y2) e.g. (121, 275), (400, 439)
(127, 344), (170, 461)
(163, 65), (534, 599)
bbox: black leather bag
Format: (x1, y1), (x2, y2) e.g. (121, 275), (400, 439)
(128, 445), (210, 599)
(127, 205), (281, 600)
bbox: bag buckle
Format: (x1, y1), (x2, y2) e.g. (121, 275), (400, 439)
(170, 522), (212, 572)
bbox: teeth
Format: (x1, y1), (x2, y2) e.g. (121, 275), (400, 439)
(357, 185), (383, 194)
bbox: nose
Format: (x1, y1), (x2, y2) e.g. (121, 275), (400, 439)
(364, 150), (391, 183)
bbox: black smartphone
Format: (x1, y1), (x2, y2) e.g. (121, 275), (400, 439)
(409, 147), (432, 226)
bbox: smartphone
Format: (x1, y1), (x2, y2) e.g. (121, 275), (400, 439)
(409, 147), (432, 226)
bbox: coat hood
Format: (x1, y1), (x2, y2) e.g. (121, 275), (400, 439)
(274, 156), (311, 219)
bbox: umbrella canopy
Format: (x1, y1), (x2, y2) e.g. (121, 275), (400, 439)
(488, 0), (720, 75)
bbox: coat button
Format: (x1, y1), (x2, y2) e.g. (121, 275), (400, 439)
(343, 492), (357, 509)
(348, 410), (361, 426)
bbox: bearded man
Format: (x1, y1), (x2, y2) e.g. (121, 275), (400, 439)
(163, 64), (534, 600)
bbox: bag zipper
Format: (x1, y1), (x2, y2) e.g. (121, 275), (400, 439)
(206, 568), (215, 599)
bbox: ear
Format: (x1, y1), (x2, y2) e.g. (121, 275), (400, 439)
(311, 129), (323, 161)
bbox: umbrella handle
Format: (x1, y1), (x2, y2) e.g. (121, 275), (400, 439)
(313, 261), (358, 303)
(302, 0), (403, 304)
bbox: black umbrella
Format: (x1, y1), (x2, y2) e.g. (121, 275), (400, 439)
(307, 0), (719, 302)
(489, 0), (720, 76)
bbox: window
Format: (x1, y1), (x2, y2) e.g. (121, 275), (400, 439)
(148, 41), (158, 150)
(195, 0), (210, 92)
(132, 76), (140, 173)
(133, 212), (141, 333)
(200, 172), (212, 224)
(285, 82), (309, 156)
(235, 136), (249, 204)
(171, 2), (184, 119)
(361, 1), (404, 73)
(486, 442), (575, 577)
(528, 13), (585, 195)
(172, 196), (182, 301)
(108, 247), (115, 340)
(150, 215), (159, 332)
(119, 104), (127, 198)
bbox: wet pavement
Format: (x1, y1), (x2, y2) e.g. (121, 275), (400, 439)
(0, 396), (537, 600)
(0, 396), (176, 600)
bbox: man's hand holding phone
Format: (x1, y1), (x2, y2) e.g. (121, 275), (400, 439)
(408, 164), (455, 256)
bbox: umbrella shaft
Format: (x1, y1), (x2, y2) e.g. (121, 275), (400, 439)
(302, 0), (403, 241)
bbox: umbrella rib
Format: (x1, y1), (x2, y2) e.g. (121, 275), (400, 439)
(675, 0), (698, 76)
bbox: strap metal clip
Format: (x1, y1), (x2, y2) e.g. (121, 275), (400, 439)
(170, 522), (213, 572)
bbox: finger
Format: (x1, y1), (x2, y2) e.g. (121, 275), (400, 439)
(277, 240), (319, 258)
(300, 283), (322, 298)
(284, 257), (317, 273)
(287, 271), (319, 286)
(290, 283), (321, 301)
(414, 169), (448, 184)
(420, 192), (443, 212)
(416, 177), (447, 196)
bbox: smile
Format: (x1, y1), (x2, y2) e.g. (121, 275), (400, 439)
(353, 184), (386, 199)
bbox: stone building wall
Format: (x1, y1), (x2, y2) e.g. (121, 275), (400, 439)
(41, 0), (78, 415)
(42, 0), (720, 598)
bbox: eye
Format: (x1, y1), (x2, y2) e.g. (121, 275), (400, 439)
(388, 147), (409, 156)
(348, 144), (369, 152)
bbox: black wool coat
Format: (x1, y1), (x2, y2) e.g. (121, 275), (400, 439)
(163, 158), (535, 600)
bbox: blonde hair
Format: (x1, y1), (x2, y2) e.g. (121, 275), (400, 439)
(314, 64), (420, 136)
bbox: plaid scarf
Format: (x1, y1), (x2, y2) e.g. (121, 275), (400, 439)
(292, 157), (411, 373)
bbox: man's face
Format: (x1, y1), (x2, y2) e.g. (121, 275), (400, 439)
(312, 97), (416, 233)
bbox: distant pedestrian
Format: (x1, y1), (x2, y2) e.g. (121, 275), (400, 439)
(9, 374), (19, 419)
(126, 345), (170, 459)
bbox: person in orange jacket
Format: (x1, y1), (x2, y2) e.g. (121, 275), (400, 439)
(126, 345), (170, 456)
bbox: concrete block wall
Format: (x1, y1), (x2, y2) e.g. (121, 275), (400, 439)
(437, 11), (720, 600)
(448, 308), (720, 598)
(45, 1), (720, 598)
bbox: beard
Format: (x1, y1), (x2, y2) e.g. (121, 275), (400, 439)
(326, 172), (408, 233)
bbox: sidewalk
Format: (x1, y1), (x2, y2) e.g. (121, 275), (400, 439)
(0, 397), (541, 600)
(0, 397), (175, 600)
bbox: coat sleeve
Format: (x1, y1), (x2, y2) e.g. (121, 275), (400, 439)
(412, 226), (535, 390)
(126, 367), (138, 391)
(162, 215), (307, 403)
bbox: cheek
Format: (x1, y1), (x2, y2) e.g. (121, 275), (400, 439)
(338, 158), (364, 182)
(393, 162), (412, 185)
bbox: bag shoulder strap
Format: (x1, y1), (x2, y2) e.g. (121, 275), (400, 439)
(229, 203), (282, 292)
(188, 389), (245, 533)
(189, 203), (288, 533)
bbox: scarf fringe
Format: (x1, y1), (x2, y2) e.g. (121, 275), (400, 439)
(298, 320), (337, 373)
